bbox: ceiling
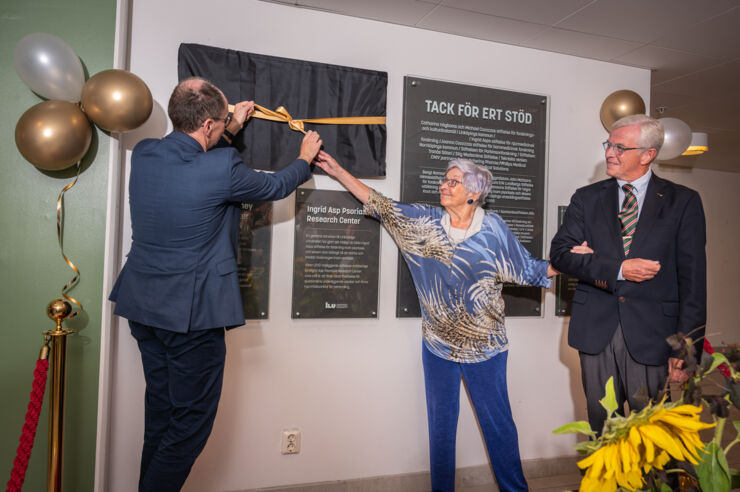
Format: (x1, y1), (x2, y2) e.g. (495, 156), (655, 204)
(262, 0), (740, 172)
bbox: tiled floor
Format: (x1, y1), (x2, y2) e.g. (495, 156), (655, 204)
(457, 472), (582, 492)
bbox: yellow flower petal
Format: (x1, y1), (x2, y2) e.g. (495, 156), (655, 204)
(667, 404), (703, 416)
(619, 439), (633, 473)
(675, 430), (702, 461)
(640, 424), (685, 461)
(603, 443), (619, 479)
(638, 426), (655, 463)
(628, 425), (643, 453)
(657, 413), (716, 431)
(654, 450), (671, 469)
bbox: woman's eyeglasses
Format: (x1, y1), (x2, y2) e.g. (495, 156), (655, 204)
(439, 178), (462, 188)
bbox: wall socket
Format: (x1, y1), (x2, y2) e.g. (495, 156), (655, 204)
(281, 429), (301, 454)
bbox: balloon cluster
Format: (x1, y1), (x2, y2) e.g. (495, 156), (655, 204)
(599, 90), (694, 161)
(13, 33), (153, 171)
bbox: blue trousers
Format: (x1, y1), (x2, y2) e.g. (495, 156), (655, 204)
(422, 344), (528, 492)
(130, 321), (226, 492)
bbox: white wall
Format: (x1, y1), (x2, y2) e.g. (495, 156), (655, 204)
(99, 0), (740, 490)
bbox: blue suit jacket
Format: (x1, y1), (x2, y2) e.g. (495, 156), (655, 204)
(110, 132), (312, 332)
(549, 173), (706, 365)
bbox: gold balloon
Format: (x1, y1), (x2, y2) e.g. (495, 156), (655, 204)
(599, 90), (646, 131)
(81, 69), (153, 132)
(15, 100), (92, 171)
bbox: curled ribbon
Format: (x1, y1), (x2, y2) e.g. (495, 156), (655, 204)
(228, 103), (385, 134)
(56, 161), (83, 318)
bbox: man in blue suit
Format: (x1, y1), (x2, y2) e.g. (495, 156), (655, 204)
(110, 77), (322, 491)
(550, 114), (706, 434)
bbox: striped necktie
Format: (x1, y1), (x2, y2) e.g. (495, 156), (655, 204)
(618, 184), (638, 255)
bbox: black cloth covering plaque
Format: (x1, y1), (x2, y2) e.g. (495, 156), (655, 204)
(178, 43), (387, 176)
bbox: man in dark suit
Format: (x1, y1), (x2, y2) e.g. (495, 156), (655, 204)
(110, 77), (322, 491)
(550, 114), (706, 434)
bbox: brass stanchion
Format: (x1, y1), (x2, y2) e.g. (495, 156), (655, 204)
(44, 299), (74, 492)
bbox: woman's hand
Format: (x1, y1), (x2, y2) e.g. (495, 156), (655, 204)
(546, 264), (559, 278)
(314, 150), (342, 177)
(570, 241), (594, 255)
(313, 150), (370, 204)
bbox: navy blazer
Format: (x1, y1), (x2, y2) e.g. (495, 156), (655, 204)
(549, 173), (706, 365)
(110, 132), (312, 332)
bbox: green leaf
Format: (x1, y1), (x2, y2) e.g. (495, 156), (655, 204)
(696, 441), (731, 492)
(706, 352), (731, 375)
(599, 376), (618, 417)
(733, 420), (740, 437)
(552, 421), (595, 436)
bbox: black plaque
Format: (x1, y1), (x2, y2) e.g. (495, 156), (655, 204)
(292, 189), (380, 318)
(398, 76), (548, 317)
(238, 201), (272, 319)
(555, 205), (579, 316)
(178, 43), (387, 176)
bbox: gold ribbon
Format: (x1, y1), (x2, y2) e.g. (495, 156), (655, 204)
(56, 161), (83, 318)
(228, 103), (385, 134)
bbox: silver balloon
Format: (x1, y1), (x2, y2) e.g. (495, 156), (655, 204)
(13, 33), (85, 102)
(657, 118), (692, 160)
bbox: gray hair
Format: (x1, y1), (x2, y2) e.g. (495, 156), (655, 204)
(446, 158), (492, 205)
(611, 114), (664, 151)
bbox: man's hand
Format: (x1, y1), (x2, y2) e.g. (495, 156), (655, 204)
(570, 241), (594, 255)
(230, 101), (255, 127)
(622, 258), (661, 282)
(668, 357), (689, 384)
(298, 130), (322, 163)
(222, 101), (255, 141)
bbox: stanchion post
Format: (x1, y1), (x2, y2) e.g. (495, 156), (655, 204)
(45, 299), (75, 492)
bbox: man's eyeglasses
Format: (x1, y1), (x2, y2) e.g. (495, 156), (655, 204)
(602, 141), (649, 156)
(209, 112), (233, 127)
(439, 178), (462, 188)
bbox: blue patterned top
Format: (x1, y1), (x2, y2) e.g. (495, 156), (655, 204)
(365, 190), (551, 363)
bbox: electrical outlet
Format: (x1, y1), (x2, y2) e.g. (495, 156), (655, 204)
(281, 429), (301, 454)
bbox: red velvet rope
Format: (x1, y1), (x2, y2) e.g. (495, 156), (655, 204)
(5, 358), (49, 492)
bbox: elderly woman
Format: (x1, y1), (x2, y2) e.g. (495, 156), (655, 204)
(315, 151), (558, 492)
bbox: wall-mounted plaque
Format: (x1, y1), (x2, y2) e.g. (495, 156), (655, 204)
(292, 189), (380, 318)
(238, 201), (272, 319)
(398, 76), (548, 317)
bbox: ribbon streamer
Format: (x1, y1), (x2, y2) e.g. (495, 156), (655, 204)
(228, 103), (385, 134)
(56, 161), (83, 317)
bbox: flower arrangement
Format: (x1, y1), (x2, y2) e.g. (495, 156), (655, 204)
(554, 334), (740, 492)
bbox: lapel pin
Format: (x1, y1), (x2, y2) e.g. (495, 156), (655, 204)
(657, 193), (663, 197)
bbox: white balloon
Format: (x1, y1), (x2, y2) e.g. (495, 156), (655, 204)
(13, 33), (85, 102)
(657, 117), (692, 160)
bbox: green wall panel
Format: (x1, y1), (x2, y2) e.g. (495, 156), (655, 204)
(0, 0), (116, 490)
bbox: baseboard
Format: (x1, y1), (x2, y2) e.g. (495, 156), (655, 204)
(239, 454), (581, 492)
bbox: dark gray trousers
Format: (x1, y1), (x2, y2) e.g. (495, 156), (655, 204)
(579, 325), (667, 435)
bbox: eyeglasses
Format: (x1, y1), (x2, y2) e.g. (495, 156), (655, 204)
(602, 141), (649, 156)
(209, 112), (233, 127)
(439, 178), (462, 188)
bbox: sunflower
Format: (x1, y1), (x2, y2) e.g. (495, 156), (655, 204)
(576, 402), (715, 492)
